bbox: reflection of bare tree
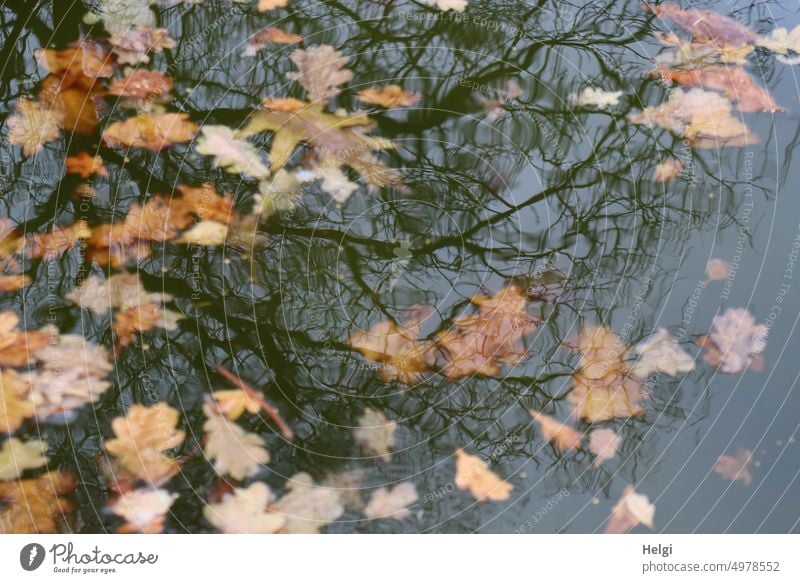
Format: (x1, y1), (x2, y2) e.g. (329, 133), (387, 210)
(0, 0), (787, 532)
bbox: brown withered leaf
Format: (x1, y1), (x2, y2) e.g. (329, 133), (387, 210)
(358, 85), (422, 108)
(112, 303), (170, 348)
(24, 221), (91, 260)
(0, 311), (53, 367)
(531, 410), (583, 453)
(646, 3), (756, 48)
(569, 373), (647, 423)
(604, 484), (655, 534)
(714, 448), (753, 486)
(0, 471), (75, 533)
(110, 26), (175, 66)
(657, 66), (781, 112)
(454, 448), (513, 502)
(6, 98), (62, 157)
(348, 307), (437, 384)
(108, 70), (173, 100)
(102, 113), (198, 151)
(244, 27), (302, 57)
(104, 403), (185, 485)
(66, 152), (109, 178)
(36, 40), (113, 83)
(438, 285), (538, 380)
(111, 488), (177, 534)
(38, 73), (105, 135)
(258, 0), (289, 12)
(0, 368), (35, 432)
(0, 274), (30, 292)
(286, 45), (353, 104)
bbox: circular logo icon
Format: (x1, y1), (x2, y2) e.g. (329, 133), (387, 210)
(19, 543), (46, 571)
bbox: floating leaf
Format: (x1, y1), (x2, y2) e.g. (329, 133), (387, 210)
(211, 389), (261, 421)
(421, 0), (468, 12)
(657, 66), (781, 112)
(243, 27), (302, 57)
(258, 0), (289, 12)
(0, 471), (74, 533)
(313, 166), (359, 203)
(569, 87), (622, 109)
(203, 404), (269, 481)
(6, 98), (62, 157)
(108, 70), (173, 101)
(604, 485), (655, 534)
(646, 3), (756, 48)
(364, 482), (418, 520)
(349, 307), (437, 383)
(701, 307), (767, 373)
(36, 40), (114, 82)
(65, 153), (109, 178)
(629, 88), (756, 148)
(102, 113), (198, 151)
(175, 221), (228, 246)
(569, 373), (647, 423)
(272, 472), (344, 533)
(111, 488), (177, 533)
(27, 335), (113, 419)
(706, 258), (732, 282)
(0, 275), (30, 292)
(757, 26), (800, 64)
(631, 328), (695, 378)
(0, 311), (53, 367)
(454, 448), (513, 502)
(113, 303), (176, 348)
(24, 221), (92, 260)
(531, 410), (583, 453)
(358, 85), (421, 108)
(67, 272), (168, 314)
(652, 158), (683, 182)
(104, 403), (185, 485)
(195, 125), (270, 179)
(286, 45), (353, 104)
(353, 408), (397, 461)
(0, 369), (34, 432)
(110, 26), (175, 65)
(714, 448), (753, 486)
(0, 438), (48, 480)
(588, 429), (621, 468)
(204, 482), (286, 534)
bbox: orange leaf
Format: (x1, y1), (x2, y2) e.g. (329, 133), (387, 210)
(454, 448), (513, 502)
(112, 303), (164, 348)
(66, 152), (109, 178)
(102, 113), (198, 151)
(0, 368), (35, 432)
(531, 410), (583, 453)
(108, 70), (173, 100)
(358, 85), (421, 108)
(0, 471), (75, 533)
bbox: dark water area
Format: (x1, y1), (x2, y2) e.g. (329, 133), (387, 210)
(1, 0), (799, 533)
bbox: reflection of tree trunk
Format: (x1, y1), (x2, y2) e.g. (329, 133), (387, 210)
(51, 0), (85, 46)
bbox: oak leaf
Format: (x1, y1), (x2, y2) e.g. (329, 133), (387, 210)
(706, 258), (732, 282)
(110, 26), (175, 65)
(652, 158), (683, 182)
(104, 403), (185, 485)
(0, 471), (75, 533)
(243, 27), (302, 57)
(631, 328), (695, 378)
(657, 66), (781, 112)
(195, 125), (270, 179)
(108, 70), (173, 100)
(286, 45), (353, 104)
(701, 307), (767, 373)
(0, 311), (54, 367)
(102, 113), (198, 151)
(646, 3), (756, 48)
(111, 488), (178, 534)
(203, 404), (269, 481)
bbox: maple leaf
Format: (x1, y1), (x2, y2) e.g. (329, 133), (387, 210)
(631, 328), (695, 378)
(102, 113), (198, 151)
(243, 27), (302, 57)
(104, 403), (186, 485)
(6, 98), (62, 157)
(348, 307), (437, 383)
(110, 26), (175, 65)
(437, 285), (538, 380)
(286, 45), (353, 104)
(204, 482), (286, 534)
(108, 70), (173, 101)
(353, 408), (397, 461)
(239, 101), (397, 188)
(646, 3), (756, 48)
(531, 410), (583, 453)
(358, 85), (421, 108)
(628, 88), (756, 148)
(364, 482), (418, 520)
(454, 448), (513, 502)
(569, 87), (622, 109)
(706, 258), (732, 282)
(203, 404), (269, 481)
(0, 311), (54, 367)
(0, 369), (35, 432)
(27, 335), (113, 419)
(652, 158), (683, 182)
(604, 485), (655, 534)
(65, 153), (109, 178)
(714, 448), (753, 486)
(657, 66), (781, 112)
(0, 471), (75, 533)
(701, 307), (767, 373)
(272, 472), (344, 533)
(258, 0), (289, 12)
(588, 428), (621, 468)
(111, 488), (178, 534)
(0, 438), (48, 480)
(195, 125), (270, 179)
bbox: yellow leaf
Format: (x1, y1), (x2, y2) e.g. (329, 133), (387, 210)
(0, 471), (74, 533)
(0, 438), (48, 480)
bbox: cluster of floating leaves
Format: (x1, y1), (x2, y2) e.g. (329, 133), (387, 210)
(0, 0), (780, 534)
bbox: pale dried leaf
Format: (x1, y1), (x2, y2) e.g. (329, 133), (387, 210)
(364, 482), (418, 520)
(454, 448), (513, 502)
(203, 404), (269, 480)
(604, 485), (655, 533)
(0, 438), (48, 480)
(631, 328), (695, 378)
(111, 488), (177, 533)
(273, 472), (344, 533)
(588, 428), (621, 468)
(353, 408), (397, 461)
(531, 410), (583, 453)
(714, 448), (753, 486)
(204, 482), (285, 534)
